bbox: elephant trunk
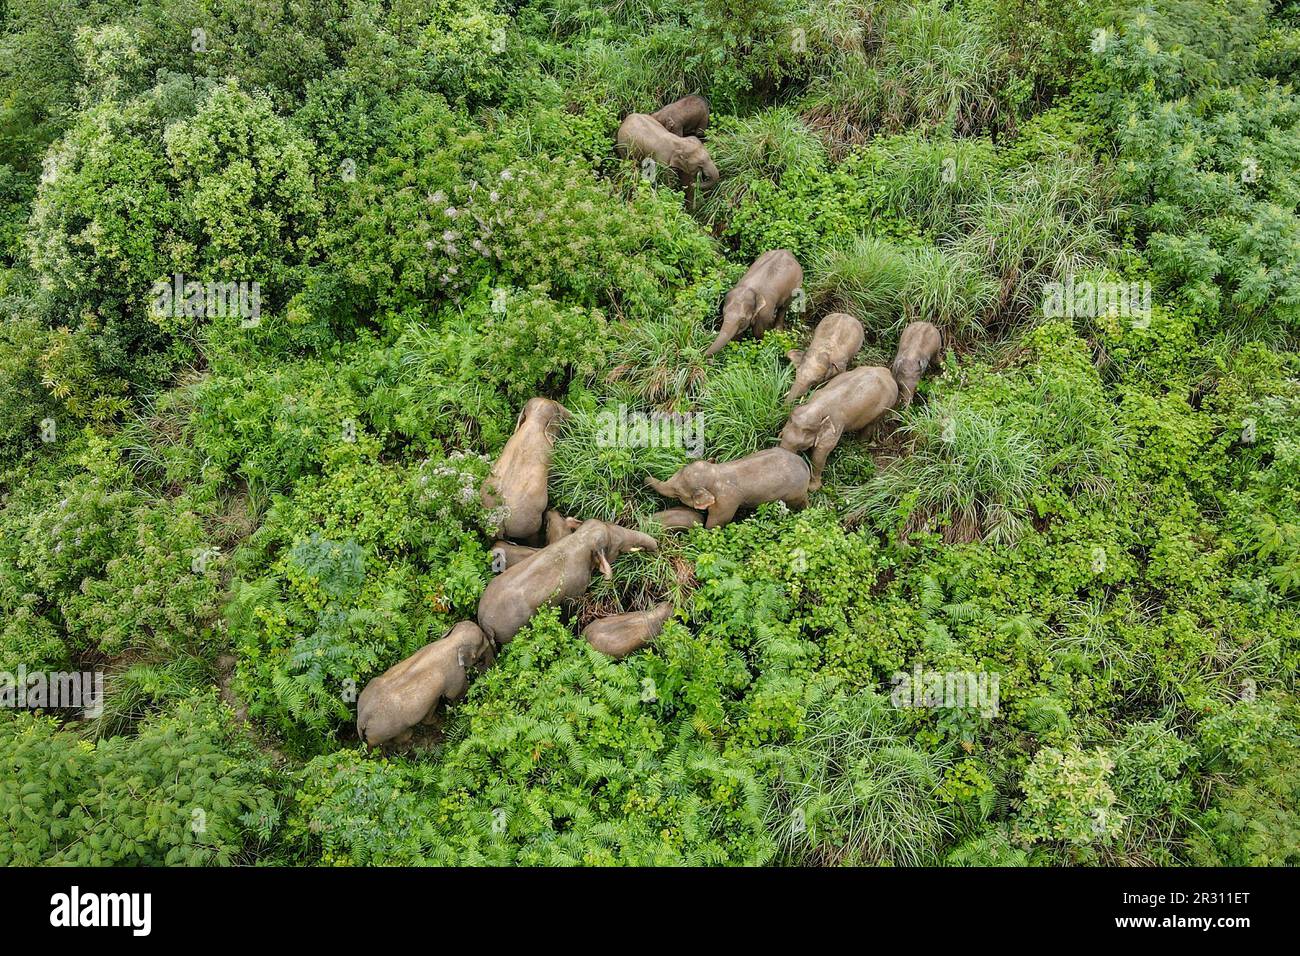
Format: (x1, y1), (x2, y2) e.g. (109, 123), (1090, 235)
(705, 316), (740, 357)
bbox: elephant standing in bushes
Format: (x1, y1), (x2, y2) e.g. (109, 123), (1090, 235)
(706, 250), (803, 356)
(481, 398), (570, 542)
(786, 312), (864, 402)
(779, 366), (898, 491)
(582, 602), (675, 659)
(616, 113), (720, 195)
(651, 95), (710, 137)
(891, 321), (943, 408)
(646, 447), (810, 529)
(477, 520), (659, 645)
(356, 621), (495, 747)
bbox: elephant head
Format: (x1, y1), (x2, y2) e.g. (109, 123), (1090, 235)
(586, 521), (659, 577)
(519, 396), (571, 438)
(779, 404), (835, 453)
(674, 137), (719, 191)
(786, 349), (828, 403)
(646, 461), (718, 510)
(706, 288), (762, 356)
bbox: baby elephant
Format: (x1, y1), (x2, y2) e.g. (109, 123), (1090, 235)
(545, 510), (581, 544)
(477, 520), (659, 645)
(707, 250), (803, 356)
(779, 366), (898, 491)
(786, 312), (864, 402)
(891, 321), (942, 408)
(582, 603), (674, 659)
(651, 506), (705, 531)
(491, 541), (539, 573)
(356, 621), (495, 747)
(482, 398), (570, 542)
(616, 113), (720, 192)
(651, 95), (710, 137)
(646, 447), (810, 529)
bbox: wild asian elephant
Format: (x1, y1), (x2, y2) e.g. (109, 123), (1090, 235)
(616, 113), (720, 193)
(650, 506), (706, 531)
(477, 520), (659, 645)
(891, 321), (943, 408)
(786, 312), (864, 402)
(581, 602), (675, 659)
(356, 621), (495, 747)
(481, 398), (570, 542)
(707, 250), (803, 356)
(779, 366), (898, 490)
(645, 447), (810, 529)
(650, 95), (710, 137)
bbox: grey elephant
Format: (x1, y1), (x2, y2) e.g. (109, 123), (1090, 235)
(545, 510), (581, 544)
(706, 250), (804, 356)
(481, 398), (570, 542)
(356, 621), (495, 747)
(581, 603), (674, 659)
(477, 520), (659, 645)
(650, 95), (710, 137)
(779, 366), (898, 491)
(650, 506), (705, 531)
(891, 321), (942, 408)
(645, 447), (810, 528)
(491, 541), (539, 572)
(616, 113), (720, 194)
(786, 312), (864, 402)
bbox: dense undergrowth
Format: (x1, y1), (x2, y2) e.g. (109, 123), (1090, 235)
(1, 0), (1298, 866)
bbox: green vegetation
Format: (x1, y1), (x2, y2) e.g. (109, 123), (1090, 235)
(0, 0), (1297, 867)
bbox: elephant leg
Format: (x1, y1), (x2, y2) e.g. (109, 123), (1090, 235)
(809, 429), (841, 491)
(705, 496), (740, 529)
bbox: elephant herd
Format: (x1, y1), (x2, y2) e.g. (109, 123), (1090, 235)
(355, 96), (945, 747)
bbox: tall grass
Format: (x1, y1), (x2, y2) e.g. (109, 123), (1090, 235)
(766, 690), (953, 866)
(698, 347), (791, 460)
(697, 108), (827, 224)
(845, 396), (1043, 544)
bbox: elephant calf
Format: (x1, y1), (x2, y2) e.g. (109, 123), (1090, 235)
(582, 603), (674, 659)
(646, 447), (810, 529)
(707, 250), (804, 356)
(650, 95), (710, 137)
(477, 520), (659, 645)
(651, 506), (706, 531)
(491, 541), (539, 572)
(616, 113), (719, 192)
(482, 398), (570, 542)
(356, 621), (495, 747)
(891, 321), (943, 408)
(779, 366), (898, 490)
(786, 312), (864, 402)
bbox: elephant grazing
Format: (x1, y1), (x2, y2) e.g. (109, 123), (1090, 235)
(356, 621), (495, 747)
(645, 447), (810, 529)
(650, 95), (710, 137)
(477, 520), (659, 645)
(891, 321), (943, 408)
(786, 312), (864, 402)
(779, 366), (898, 491)
(616, 113), (720, 194)
(707, 250), (804, 356)
(481, 398), (570, 542)
(582, 603), (675, 659)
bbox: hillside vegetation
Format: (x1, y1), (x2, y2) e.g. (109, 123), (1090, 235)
(1, 0), (1298, 866)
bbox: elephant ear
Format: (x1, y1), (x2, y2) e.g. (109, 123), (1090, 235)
(594, 548), (614, 578)
(787, 349), (804, 367)
(691, 489), (716, 510)
(815, 415), (840, 446)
